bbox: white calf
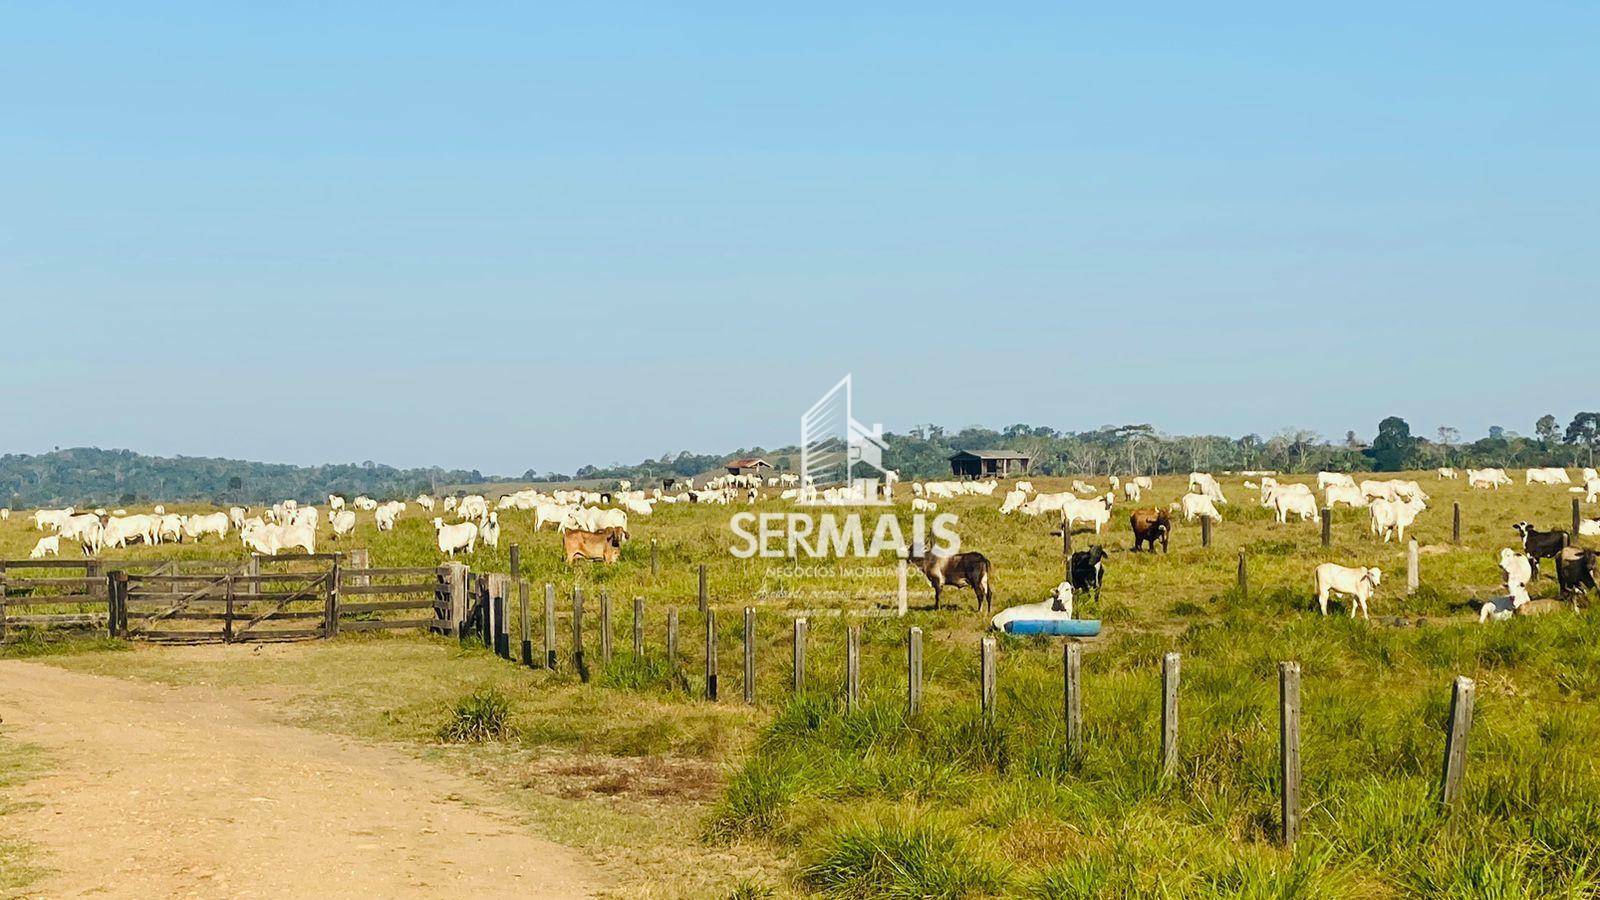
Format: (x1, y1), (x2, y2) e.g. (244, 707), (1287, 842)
(1314, 563), (1381, 620)
(29, 536), (60, 559)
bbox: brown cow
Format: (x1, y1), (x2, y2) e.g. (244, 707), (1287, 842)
(563, 526), (628, 564)
(910, 547), (994, 613)
(1130, 508), (1171, 553)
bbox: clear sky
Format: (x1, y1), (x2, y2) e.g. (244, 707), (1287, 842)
(4, 3), (1596, 475)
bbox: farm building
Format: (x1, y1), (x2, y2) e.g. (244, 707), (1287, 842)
(724, 457), (773, 477)
(948, 449), (1031, 479)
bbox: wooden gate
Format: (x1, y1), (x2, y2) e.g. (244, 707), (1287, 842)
(115, 557), (338, 644)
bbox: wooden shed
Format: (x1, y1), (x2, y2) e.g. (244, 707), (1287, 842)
(725, 457), (773, 477)
(948, 449), (1031, 479)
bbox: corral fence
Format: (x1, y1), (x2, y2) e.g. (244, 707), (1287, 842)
(0, 548), (457, 645)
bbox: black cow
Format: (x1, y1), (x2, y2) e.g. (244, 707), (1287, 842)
(1514, 522), (1569, 579)
(1556, 546), (1599, 605)
(1069, 545), (1108, 601)
(912, 548), (994, 613)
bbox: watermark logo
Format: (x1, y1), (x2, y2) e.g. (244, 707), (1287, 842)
(728, 374), (960, 562)
(799, 373), (892, 505)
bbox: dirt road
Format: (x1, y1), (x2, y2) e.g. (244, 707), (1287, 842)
(0, 660), (602, 898)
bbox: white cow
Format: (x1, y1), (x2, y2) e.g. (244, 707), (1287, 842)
(997, 489), (1028, 515)
(0, 508), (8, 521)
(1188, 473), (1226, 504)
(1132, 476), (1154, 490)
(1325, 483), (1367, 509)
(30, 536), (61, 559)
(354, 495), (379, 511)
(1467, 468), (1512, 490)
(34, 507), (75, 531)
(1123, 482), (1142, 502)
(1437, 468), (1458, 480)
(183, 512), (230, 542)
(433, 518), (478, 557)
(1273, 490), (1321, 524)
(1014, 481), (1035, 494)
(416, 494), (436, 511)
(481, 511), (501, 549)
(457, 495), (490, 523)
(157, 514), (186, 543)
(328, 494), (346, 511)
(1314, 563), (1381, 619)
(329, 509), (357, 538)
(1369, 497), (1426, 543)
(1584, 478), (1600, 503)
(229, 507), (249, 530)
(1318, 471), (1356, 490)
(1061, 494), (1114, 533)
(912, 498), (937, 512)
(1175, 493), (1222, 522)
(1526, 467), (1571, 485)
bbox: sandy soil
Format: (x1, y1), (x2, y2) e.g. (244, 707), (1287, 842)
(0, 660), (603, 898)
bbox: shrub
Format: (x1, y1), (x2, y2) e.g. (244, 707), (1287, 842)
(437, 687), (514, 743)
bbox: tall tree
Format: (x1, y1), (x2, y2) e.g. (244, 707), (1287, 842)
(1367, 416), (1416, 471)
(1535, 414), (1560, 447)
(1566, 412), (1600, 466)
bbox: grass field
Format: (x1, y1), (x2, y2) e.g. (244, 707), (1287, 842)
(4, 471), (1598, 897)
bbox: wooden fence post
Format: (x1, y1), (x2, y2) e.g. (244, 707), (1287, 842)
(743, 607), (756, 704)
(1201, 515), (1212, 549)
(896, 558), (908, 617)
(519, 580), (533, 667)
(697, 564), (708, 613)
(493, 575), (510, 659)
(347, 548), (369, 588)
(704, 608), (719, 701)
(1279, 661), (1301, 846)
(907, 627), (923, 717)
(1160, 652), (1180, 779)
(1064, 643), (1082, 757)
(572, 588), (589, 683)
(980, 637), (997, 722)
(632, 597), (645, 657)
(1407, 539), (1420, 595)
(509, 543), (521, 580)
(0, 563), (8, 644)
(223, 575), (235, 644)
(543, 584), (556, 669)
(667, 607), (679, 670)
(1439, 676), (1475, 807)
(599, 591), (613, 665)
(448, 563), (469, 637)
(1237, 552), (1248, 600)
(1575, 498), (1583, 537)
(845, 625), (861, 711)
(792, 618), (808, 694)
(1320, 511), (1331, 548)
(246, 554), (260, 597)
(112, 570), (128, 637)
(650, 539), (659, 577)
(1452, 502), (1461, 544)
(324, 554), (340, 638)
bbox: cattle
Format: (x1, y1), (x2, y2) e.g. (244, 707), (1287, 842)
(0, 508), (8, 520)
(1130, 508), (1171, 553)
(34, 508), (74, 531)
(329, 509), (357, 539)
(911, 547), (994, 613)
(433, 518), (478, 558)
(481, 511), (501, 549)
(1273, 490), (1321, 525)
(1061, 494), (1113, 534)
(1071, 480), (1096, 495)
(353, 495), (378, 511)
(1123, 482), (1142, 502)
(153, 505), (165, 516)
(1314, 563), (1381, 619)
(1189, 472), (1226, 504)
(229, 507), (248, 530)
(1014, 481), (1034, 494)
(563, 527), (626, 564)
(1585, 468), (1599, 483)
(1527, 467), (1572, 485)
(456, 495), (490, 523)
(1468, 468), (1512, 489)
(1513, 522), (1569, 579)
(1132, 476), (1153, 491)
(1361, 480), (1400, 503)
(328, 494), (345, 511)
(998, 490), (1027, 515)
(182, 512), (230, 542)
(1369, 497), (1425, 543)
(1318, 471), (1356, 490)
(157, 514), (186, 544)
(912, 498), (937, 512)
(1581, 517), (1600, 537)
(1500, 548), (1534, 594)
(101, 514), (158, 549)
(1437, 467), (1458, 480)
(29, 536), (60, 559)
(375, 501), (405, 532)
(1325, 483), (1367, 509)
(1555, 547), (1598, 605)
(1068, 545), (1107, 600)
(416, 494), (436, 511)
(1046, 582), (1073, 617)
(1261, 481), (1313, 509)
(1174, 493), (1221, 523)
(1584, 478), (1600, 503)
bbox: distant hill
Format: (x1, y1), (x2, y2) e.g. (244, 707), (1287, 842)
(0, 448), (496, 508)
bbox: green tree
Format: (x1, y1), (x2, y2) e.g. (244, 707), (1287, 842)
(1367, 416), (1416, 471)
(1566, 412), (1600, 465)
(1535, 414), (1560, 447)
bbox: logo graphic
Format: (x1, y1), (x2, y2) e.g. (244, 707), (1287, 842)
(799, 374), (891, 504)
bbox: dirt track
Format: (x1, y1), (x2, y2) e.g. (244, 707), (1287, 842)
(0, 660), (601, 898)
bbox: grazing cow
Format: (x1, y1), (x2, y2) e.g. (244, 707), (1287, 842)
(1174, 493), (1221, 523)
(1318, 471), (1356, 490)
(1580, 517), (1600, 537)
(563, 527), (625, 564)
(1123, 482), (1142, 502)
(1438, 468), (1458, 480)
(1369, 497), (1425, 543)
(1584, 478), (1600, 503)
(29, 535), (60, 559)
(1527, 467), (1572, 485)
(1014, 481), (1034, 494)
(183, 512), (230, 542)
(1325, 483), (1367, 509)
(1068, 545), (1107, 600)
(1130, 508), (1171, 553)
(34, 507), (74, 531)
(1274, 490), (1321, 525)
(1314, 563), (1381, 619)
(1513, 522), (1569, 579)
(998, 490), (1027, 515)
(329, 509), (357, 539)
(1189, 472), (1226, 504)
(433, 518), (478, 558)
(1555, 547), (1599, 605)
(157, 514), (186, 544)
(911, 547), (994, 613)
(1132, 476), (1153, 491)
(911, 498), (937, 512)
(1468, 468), (1512, 490)
(1071, 480), (1096, 495)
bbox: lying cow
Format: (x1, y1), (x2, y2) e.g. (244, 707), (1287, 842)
(1130, 508), (1171, 553)
(1314, 563), (1381, 620)
(563, 526), (628, 564)
(911, 546), (994, 613)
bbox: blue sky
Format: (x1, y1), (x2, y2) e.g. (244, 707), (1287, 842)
(4, 3), (1596, 474)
